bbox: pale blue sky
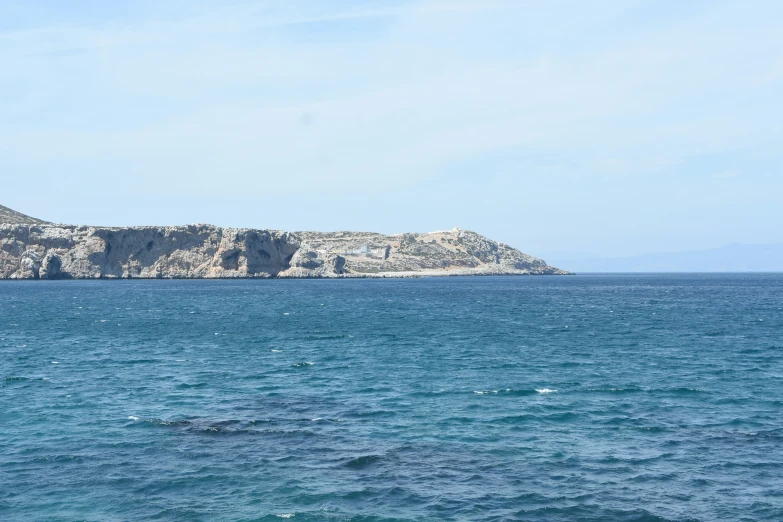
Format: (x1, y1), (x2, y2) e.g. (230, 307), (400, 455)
(1, 0), (781, 258)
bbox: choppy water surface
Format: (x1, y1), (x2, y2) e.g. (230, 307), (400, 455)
(2, 275), (782, 521)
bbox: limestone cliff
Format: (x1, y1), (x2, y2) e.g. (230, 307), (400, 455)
(0, 207), (567, 279)
(0, 224), (299, 279)
(292, 229), (567, 277)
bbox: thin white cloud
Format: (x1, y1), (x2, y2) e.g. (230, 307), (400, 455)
(0, 0), (781, 253)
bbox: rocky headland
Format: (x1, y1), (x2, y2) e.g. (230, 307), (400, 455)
(0, 205), (567, 279)
(0, 204), (48, 225)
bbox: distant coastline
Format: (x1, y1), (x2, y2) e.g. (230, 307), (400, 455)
(543, 244), (783, 273)
(0, 205), (567, 280)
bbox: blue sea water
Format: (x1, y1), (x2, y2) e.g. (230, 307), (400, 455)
(1, 274), (782, 521)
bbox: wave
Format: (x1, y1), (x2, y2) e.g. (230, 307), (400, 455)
(665, 387), (708, 395)
(342, 454), (383, 469)
(492, 414), (536, 424)
(437, 415), (480, 425)
(544, 412), (580, 422)
(598, 452), (675, 464)
(513, 506), (682, 522)
(345, 409), (397, 418)
(129, 416), (323, 438)
(584, 387), (707, 395)
(585, 387), (645, 393)
(472, 389), (539, 396)
(302, 334), (348, 340)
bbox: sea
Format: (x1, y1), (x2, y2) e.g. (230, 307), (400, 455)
(1, 274), (782, 521)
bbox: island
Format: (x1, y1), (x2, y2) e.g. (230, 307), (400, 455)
(0, 204), (567, 279)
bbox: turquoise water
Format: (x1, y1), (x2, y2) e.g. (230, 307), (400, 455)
(2, 275), (782, 521)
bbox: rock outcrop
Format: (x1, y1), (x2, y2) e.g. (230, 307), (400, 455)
(0, 204), (48, 225)
(0, 224), (300, 279)
(0, 224), (566, 279)
(0, 206), (567, 278)
(293, 228), (567, 277)
(278, 247), (347, 278)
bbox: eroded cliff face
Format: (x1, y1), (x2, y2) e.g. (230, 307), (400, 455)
(294, 228), (566, 276)
(0, 224), (567, 279)
(0, 224), (300, 279)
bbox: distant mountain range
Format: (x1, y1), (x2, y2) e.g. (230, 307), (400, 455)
(545, 244), (783, 273)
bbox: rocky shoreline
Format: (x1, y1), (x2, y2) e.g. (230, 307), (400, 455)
(0, 222), (567, 279)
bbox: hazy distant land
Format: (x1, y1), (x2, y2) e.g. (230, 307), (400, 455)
(545, 245), (783, 273)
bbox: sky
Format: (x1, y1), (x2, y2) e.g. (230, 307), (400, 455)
(1, 0), (781, 259)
